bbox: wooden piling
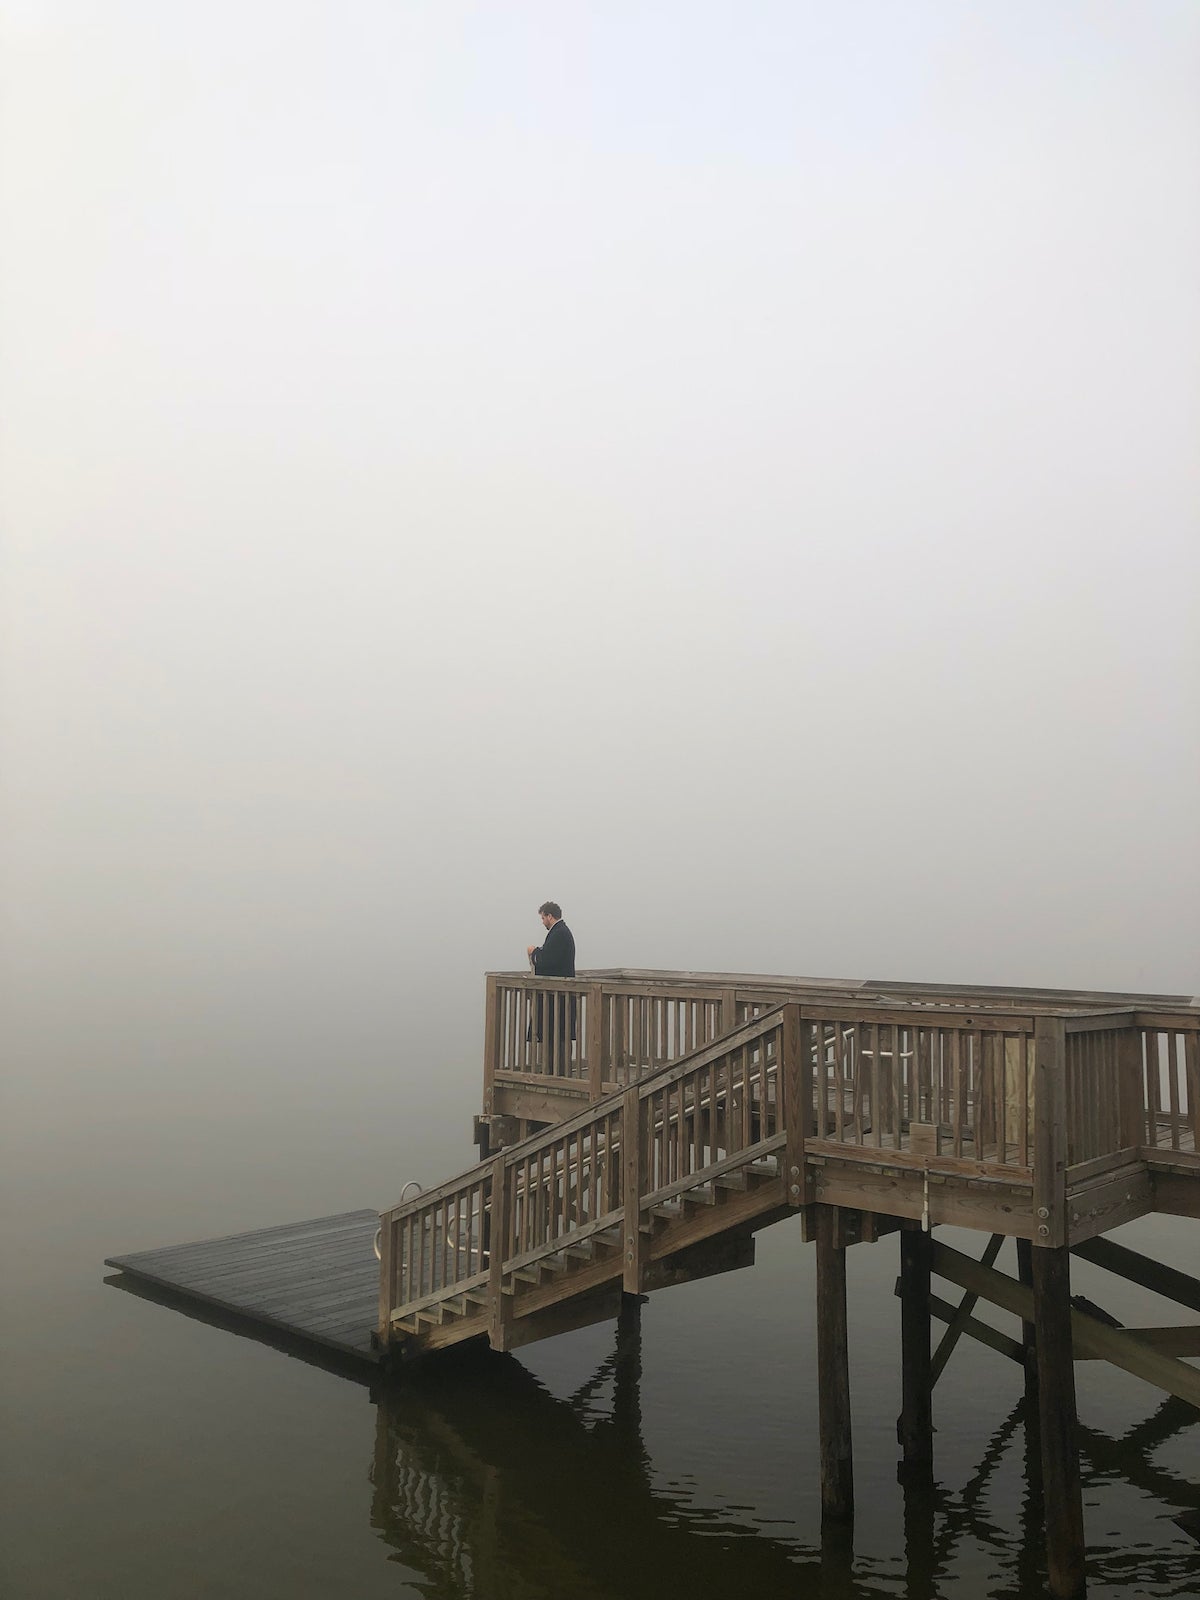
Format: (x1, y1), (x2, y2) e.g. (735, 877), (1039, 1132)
(1016, 1237), (1037, 1397)
(898, 1227), (934, 1480)
(1031, 1244), (1086, 1598)
(816, 1205), (854, 1521)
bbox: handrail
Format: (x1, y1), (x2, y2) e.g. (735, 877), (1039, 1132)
(480, 970), (1187, 1129)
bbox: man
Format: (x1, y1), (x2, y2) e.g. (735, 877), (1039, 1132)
(527, 901), (576, 978)
(526, 901), (576, 1057)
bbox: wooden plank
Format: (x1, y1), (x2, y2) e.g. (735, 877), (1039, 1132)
(805, 1138), (1031, 1183)
(1065, 1163), (1153, 1243)
(810, 1160), (1036, 1238)
(801, 1003), (1037, 1032)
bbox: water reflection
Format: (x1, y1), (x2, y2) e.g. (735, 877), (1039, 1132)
(106, 1275), (1200, 1598)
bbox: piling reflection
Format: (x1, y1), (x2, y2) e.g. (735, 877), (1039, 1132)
(367, 1298), (847, 1600)
(105, 1273), (1200, 1598)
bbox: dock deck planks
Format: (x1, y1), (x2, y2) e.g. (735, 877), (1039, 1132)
(105, 1209), (382, 1362)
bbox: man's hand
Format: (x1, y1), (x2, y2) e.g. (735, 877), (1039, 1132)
(526, 945), (536, 957)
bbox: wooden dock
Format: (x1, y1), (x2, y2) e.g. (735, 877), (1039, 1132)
(108, 966), (1200, 1599)
(106, 1210), (382, 1362)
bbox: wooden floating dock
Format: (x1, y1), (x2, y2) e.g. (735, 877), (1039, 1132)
(105, 1209), (382, 1362)
(108, 966), (1200, 1599)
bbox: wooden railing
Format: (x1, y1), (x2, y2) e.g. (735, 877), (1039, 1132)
(482, 970), (1198, 1130)
(804, 1007), (1037, 1169)
(380, 1008), (792, 1337)
(484, 974), (737, 1106)
(380, 989), (1200, 1345)
(1137, 1018), (1200, 1153)
(1060, 1012), (1200, 1168)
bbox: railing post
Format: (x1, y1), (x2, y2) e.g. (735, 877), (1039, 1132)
(612, 992), (628, 1081)
(782, 1004), (808, 1206)
(376, 1210), (395, 1346)
(721, 988), (738, 1036)
(588, 983), (605, 1101)
(622, 1086), (646, 1293)
(1033, 1017), (1068, 1249)
(1117, 1021), (1146, 1151)
(483, 976), (501, 1116)
(487, 1155), (511, 1352)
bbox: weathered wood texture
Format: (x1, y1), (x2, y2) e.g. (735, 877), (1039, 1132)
(1032, 1246), (1086, 1600)
(816, 1206), (854, 1520)
(898, 1227), (934, 1477)
(376, 974), (1199, 1362)
(106, 1211), (382, 1361)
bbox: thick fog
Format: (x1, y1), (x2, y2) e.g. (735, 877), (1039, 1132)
(2, 4), (1197, 1206)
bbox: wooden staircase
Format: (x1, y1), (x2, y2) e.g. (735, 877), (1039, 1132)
(376, 1008), (798, 1356)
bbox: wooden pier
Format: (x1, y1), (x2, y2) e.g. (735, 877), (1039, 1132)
(108, 966), (1200, 1598)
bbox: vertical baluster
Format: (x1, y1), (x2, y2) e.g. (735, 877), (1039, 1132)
(1146, 1031), (1162, 1147)
(1167, 1032), (1182, 1151)
(1018, 1034), (1030, 1168)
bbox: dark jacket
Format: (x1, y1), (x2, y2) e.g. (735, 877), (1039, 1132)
(532, 920), (576, 979)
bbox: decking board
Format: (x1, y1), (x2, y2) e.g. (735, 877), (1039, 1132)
(105, 1209), (382, 1362)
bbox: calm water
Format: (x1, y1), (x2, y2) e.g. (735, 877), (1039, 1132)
(3, 1003), (1198, 1600)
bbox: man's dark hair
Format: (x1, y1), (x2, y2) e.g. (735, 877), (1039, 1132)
(539, 901), (562, 919)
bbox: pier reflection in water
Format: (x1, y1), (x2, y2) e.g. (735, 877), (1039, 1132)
(106, 1275), (1199, 1598)
(366, 1300), (1199, 1600)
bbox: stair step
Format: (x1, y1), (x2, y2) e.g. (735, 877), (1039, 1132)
(713, 1171), (747, 1191)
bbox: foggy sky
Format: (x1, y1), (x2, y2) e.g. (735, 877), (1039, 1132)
(3, 0), (1198, 1128)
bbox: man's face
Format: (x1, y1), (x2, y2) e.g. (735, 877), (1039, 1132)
(539, 911), (554, 930)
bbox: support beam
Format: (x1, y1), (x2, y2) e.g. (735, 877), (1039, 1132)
(928, 1291), (1023, 1365)
(1031, 1245), (1086, 1599)
(1072, 1235), (1200, 1316)
(931, 1240), (1200, 1409)
(816, 1205), (853, 1522)
(929, 1232), (1004, 1386)
(898, 1228), (933, 1480)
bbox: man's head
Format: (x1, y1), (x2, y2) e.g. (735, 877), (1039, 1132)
(538, 900), (562, 927)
